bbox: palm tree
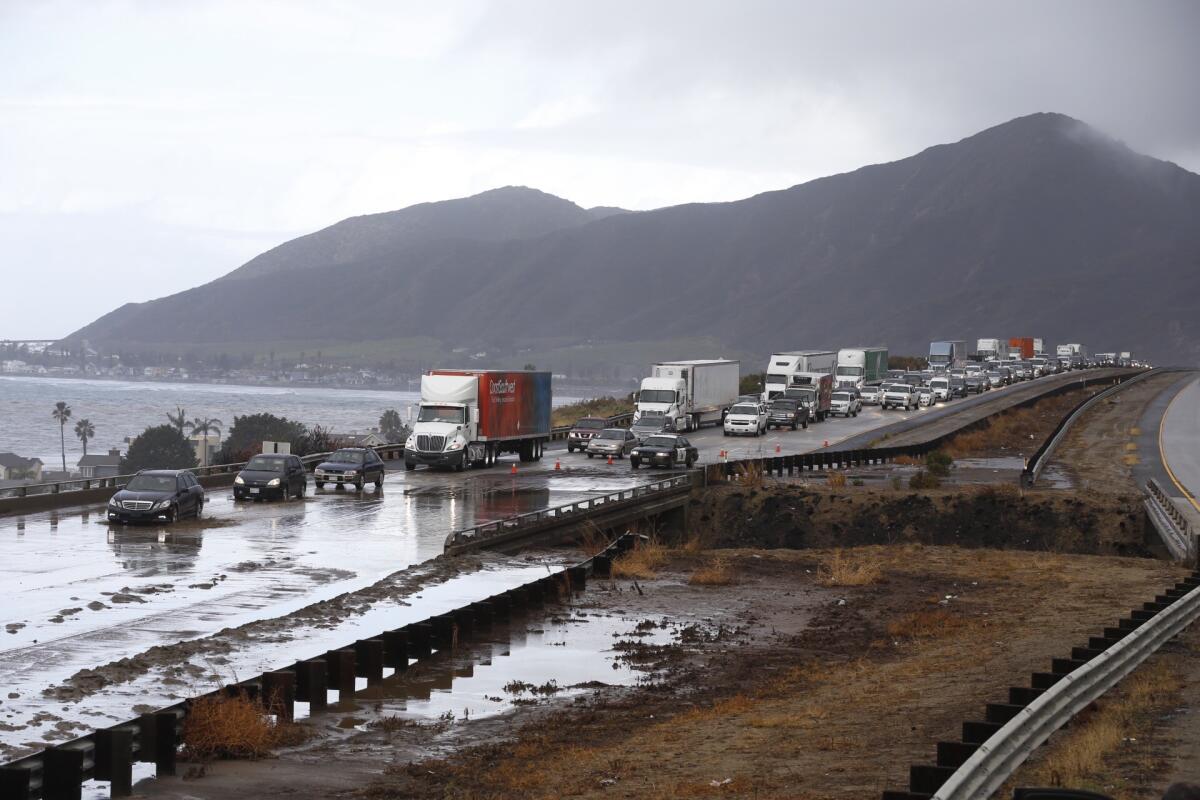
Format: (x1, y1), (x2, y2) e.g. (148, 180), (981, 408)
(189, 417), (224, 467)
(74, 418), (96, 457)
(166, 406), (188, 436)
(51, 401), (72, 472)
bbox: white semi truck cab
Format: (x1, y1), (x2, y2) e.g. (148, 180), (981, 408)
(636, 360), (739, 432)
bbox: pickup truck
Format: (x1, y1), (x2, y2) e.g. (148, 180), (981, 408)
(767, 398), (808, 430)
(881, 383), (917, 411)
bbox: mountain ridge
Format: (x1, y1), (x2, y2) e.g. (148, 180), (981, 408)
(70, 113), (1200, 367)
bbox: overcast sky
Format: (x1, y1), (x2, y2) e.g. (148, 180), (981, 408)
(2, 0), (1198, 339)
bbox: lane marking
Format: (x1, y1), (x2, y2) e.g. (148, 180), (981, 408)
(1158, 377), (1200, 514)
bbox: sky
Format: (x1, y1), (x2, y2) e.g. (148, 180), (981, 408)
(2, 0), (1198, 339)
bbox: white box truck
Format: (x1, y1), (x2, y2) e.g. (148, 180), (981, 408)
(835, 347), (888, 390)
(636, 359), (740, 432)
(762, 351), (837, 400)
(975, 338), (1008, 361)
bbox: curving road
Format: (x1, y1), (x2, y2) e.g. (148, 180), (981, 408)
(1160, 374), (1200, 522)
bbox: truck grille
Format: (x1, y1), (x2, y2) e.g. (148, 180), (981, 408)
(121, 500), (152, 511)
(416, 434), (446, 452)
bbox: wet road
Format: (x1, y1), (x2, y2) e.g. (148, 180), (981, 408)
(1161, 374), (1200, 520)
(0, 391), (978, 759)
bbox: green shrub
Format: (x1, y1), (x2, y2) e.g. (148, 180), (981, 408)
(926, 451), (953, 477)
(909, 470), (942, 490)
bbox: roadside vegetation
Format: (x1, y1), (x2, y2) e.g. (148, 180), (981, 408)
(551, 396), (634, 428)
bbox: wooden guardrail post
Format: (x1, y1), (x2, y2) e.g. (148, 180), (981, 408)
(94, 727), (134, 797)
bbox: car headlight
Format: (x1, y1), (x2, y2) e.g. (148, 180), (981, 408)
(108, 497), (119, 507)
(151, 500), (168, 510)
(267, 478), (280, 487)
(234, 475), (245, 485)
(343, 470), (357, 476)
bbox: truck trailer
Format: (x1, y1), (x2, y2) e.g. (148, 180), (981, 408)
(762, 351), (837, 400)
(976, 339), (1008, 361)
(405, 369), (551, 470)
(1008, 337), (1036, 359)
(835, 347), (888, 390)
(636, 359), (739, 432)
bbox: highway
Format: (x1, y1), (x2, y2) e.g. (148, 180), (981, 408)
(0, 375), (1069, 760)
(1160, 374), (1200, 523)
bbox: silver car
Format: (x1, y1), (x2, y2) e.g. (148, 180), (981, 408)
(585, 428), (638, 459)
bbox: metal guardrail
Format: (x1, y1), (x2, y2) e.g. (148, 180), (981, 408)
(930, 576), (1200, 800)
(444, 474), (691, 552)
(1020, 368), (1162, 487)
(1146, 477), (1194, 561)
(0, 532), (639, 799)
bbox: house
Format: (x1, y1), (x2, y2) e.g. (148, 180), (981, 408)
(0, 453), (44, 481)
(77, 449), (123, 479)
(188, 434), (221, 466)
(333, 431), (390, 447)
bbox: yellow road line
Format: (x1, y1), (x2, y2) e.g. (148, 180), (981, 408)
(1159, 378), (1200, 514)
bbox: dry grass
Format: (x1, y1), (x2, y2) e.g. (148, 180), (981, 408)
(886, 609), (978, 640)
(1025, 659), (1181, 787)
(816, 549), (883, 587)
(181, 693), (276, 761)
(612, 540), (670, 579)
(826, 471), (847, 489)
(575, 523), (611, 558)
(733, 461), (765, 488)
(688, 558), (735, 586)
(551, 397), (635, 428)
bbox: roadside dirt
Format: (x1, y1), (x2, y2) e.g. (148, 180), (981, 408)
(686, 482), (1156, 559)
(937, 385), (1100, 458)
(134, 546), (1185, 800)
(1051, 372), (1187, 494)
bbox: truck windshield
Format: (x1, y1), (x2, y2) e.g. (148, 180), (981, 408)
(836, 366), (863, 376)
(639, 390), (676, 404)
(770, 400), (796, 410)
(418, 405), (465, 424)
(765, 373), (789, 385)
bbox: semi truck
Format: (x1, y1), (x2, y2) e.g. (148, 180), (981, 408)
(928, 340), (966, 371)
(1056, 343), (1088, 369)
(835, 347), (888, 390)
(1008, 337), (1036, 359)
(636, 359), (740, 432)
(1033, 338), (1045, 355)
(404, 369), (551, 471)
(784, 372), (834, 422)
(762, 351), (837, 400)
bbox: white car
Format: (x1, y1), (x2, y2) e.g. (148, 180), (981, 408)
(723, 402), (768, 436)
(859, 385), (883, 405)
(830, 391), (862, 418)
(929, 377), (951, 402)
(881, 383), (917, 411)
(917, 386), (935, 407)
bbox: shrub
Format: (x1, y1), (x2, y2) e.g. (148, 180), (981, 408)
(612, 540), (669, 579)
(688, 558), (734, 586)
(925, 451), (953, 477)
(182, 693), (275, 761)
(121, 425), (197, 473)
(890, 476), (903, 490)
(816, 550), (882, 587)
(908, 470), (942, 489)
(827, 472), (847, 489)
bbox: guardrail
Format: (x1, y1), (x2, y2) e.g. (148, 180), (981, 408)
(444, 474), (691, 554)
(0, 532), (639, 799)
(1146, 477), (1194, 561)
(1020, 368), (1165, 487)
(913, 571), (1200, 800)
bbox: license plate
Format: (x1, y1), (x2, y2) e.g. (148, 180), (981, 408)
(249, 488), (260, 494)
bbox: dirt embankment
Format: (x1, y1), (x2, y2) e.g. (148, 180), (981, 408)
(937, 385), (1100, 458)
(685, 482), (1156, 558)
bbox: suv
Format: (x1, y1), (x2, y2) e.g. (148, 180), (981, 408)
(630, 434), (698, 469)
(723, 402), (768, 436)
(881, 383), (917, 411)
(859, 385), (883, 405)
(566, 417), (607, 453)
(830, 391), (861, 418)
(316, 447), (386, 488)
(767, 398), (808, 430)
(107, 470), (205, 524)
(234, 453), (307, 501)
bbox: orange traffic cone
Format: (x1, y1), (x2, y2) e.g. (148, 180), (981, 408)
(554, 459), (561, 471)
(510, 463), (518, 475)
(823, 440), (829, 448)
(607, 455), (614, 466)
(775, 444), (781, 454)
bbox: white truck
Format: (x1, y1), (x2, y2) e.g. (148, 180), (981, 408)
(928, 340), (967, 371)
(763, 351), (837, 400)
(975, 338), (1008, 361)
(1056, 343), (1088, 369)
(636, 359), (740, 432)
(835, 347), (888, 391)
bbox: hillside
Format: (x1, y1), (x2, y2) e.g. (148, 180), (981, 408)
(70, 113), (1200, 367)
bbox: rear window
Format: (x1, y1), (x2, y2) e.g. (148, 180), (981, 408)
(596, 429), (624, 440)
(832, 392), (851, 401)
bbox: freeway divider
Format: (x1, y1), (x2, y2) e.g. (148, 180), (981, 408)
(0, 533), (638, 800)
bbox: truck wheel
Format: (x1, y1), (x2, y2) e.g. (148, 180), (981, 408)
(802, 419), (808, 429)
(567, 444), (574, 453)
(403, 462), (414, 472)
(587, 453), (594, 459)
(791, 422), (797, 431)
(630, 459), (639, 469)
(316, 481), (325, 488)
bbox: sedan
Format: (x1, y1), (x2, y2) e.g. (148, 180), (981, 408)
(234, 453), (307, 500)
(585, 428), (638, 459)
(314, 447), (386, 490)
(107, 470), (204, 524)
(630, 435), (698, 469)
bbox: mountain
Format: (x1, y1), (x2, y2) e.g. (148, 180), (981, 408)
(70, 113), (1200, 368)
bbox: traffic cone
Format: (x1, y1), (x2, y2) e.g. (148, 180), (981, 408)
(775, 444), (781, 454)
(607, 455), (614, 466)
(554, 459), (561, 471)
(823, 440), (829, 448)
(510, 463), (518, 475)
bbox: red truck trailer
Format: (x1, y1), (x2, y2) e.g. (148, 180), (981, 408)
(1008, 337), (1035, 359)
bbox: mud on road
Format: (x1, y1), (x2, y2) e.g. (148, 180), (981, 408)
(133, 544), (1184, 800)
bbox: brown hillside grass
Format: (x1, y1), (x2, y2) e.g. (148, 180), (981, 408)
(816, 550), (882, 587)
(551, 397), (634, 428)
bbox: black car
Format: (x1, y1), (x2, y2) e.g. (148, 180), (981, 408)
(314, 448), (386, 490)
(566, 417), (607, 453)
(767, 398), (808, 430)
(234, 453), (307, 501)
(630, 414), (676, 443)
(630, 435), (698, 469)
(107, 470), (205, 524)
